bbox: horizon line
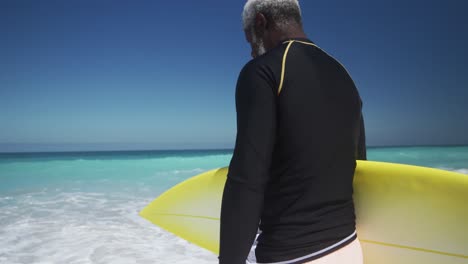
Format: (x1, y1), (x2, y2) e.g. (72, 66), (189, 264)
(1, 143), (468, 154)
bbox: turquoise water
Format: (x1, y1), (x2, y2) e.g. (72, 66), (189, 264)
(0, 146), (467, 263)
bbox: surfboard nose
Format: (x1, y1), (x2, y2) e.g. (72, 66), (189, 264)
(140, 167), (228, 254)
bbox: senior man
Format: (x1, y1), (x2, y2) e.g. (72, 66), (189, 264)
(220, 1), (367, 263)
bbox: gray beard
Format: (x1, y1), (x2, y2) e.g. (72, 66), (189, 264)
(257, 40), (267, 56)
(251, 33), (267, 57)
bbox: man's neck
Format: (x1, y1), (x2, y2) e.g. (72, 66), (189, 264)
(268, 27), (308, 49)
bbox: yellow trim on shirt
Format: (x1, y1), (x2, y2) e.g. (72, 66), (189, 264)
(278, 41), (295, 95)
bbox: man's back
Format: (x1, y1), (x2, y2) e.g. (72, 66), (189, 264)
(223, 39), (363, 263)
(255, 39), (362, 262)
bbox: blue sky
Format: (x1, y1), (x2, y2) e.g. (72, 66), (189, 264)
(1, 0), (467, 152)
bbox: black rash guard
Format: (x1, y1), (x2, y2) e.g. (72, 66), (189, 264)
(219, 38), (366, 264)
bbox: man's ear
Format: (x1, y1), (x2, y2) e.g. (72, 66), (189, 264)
(255, 13), (268, 33)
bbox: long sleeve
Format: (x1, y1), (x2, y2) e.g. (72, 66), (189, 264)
(219, 63), (277, 264)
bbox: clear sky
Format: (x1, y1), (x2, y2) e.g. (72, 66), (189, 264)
(1, 0), (467, 152)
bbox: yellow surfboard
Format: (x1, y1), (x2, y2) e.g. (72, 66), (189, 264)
(140, 161), (468, 263)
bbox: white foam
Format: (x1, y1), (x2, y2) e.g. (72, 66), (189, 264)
(0, 191), (217, 264)
(172, 168), (205, 175)
(438, 167), (468, 175)
(0, 196), (13, 202)
(454, 168), (468, 174)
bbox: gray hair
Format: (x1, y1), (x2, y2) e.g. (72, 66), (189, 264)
(242, 0), (302, 32)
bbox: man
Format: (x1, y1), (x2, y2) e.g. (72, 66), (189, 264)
(220, 0), (366, 263)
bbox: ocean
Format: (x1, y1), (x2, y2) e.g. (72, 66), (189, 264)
(0, 146), (467, 264)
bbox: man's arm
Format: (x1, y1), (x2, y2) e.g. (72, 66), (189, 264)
(219, 64), (277, 264)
